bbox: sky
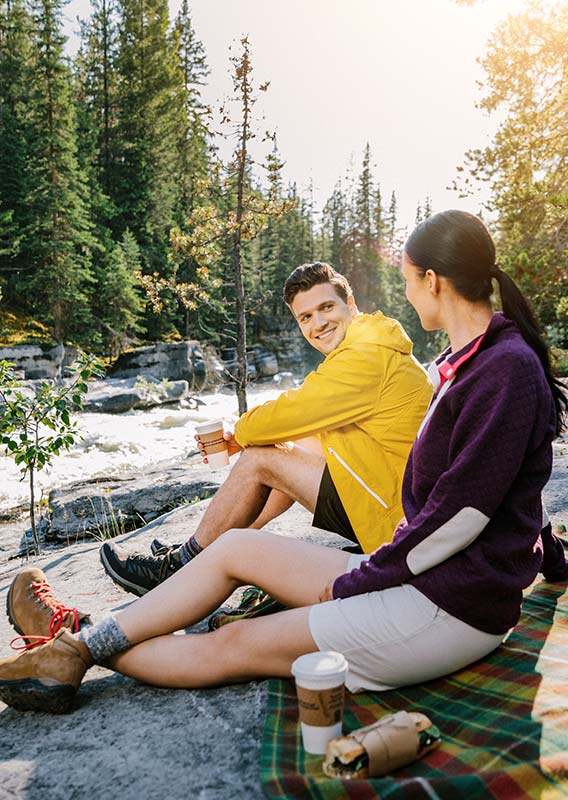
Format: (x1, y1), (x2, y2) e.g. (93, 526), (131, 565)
(62, 0), (531, 232)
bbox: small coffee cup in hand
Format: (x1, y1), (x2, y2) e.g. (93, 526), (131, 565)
(194, 420), (230, 469)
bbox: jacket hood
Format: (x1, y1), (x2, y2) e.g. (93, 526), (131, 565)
(342, 311), (414, 355)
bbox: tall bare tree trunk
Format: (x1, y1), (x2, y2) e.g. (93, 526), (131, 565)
(232, 39), (253, 416)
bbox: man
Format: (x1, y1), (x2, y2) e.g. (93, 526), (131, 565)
(100, 262), (432, 597)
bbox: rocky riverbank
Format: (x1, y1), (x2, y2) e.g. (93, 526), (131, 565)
(0, 436), (566, 798)
(0, 501), (346, 800)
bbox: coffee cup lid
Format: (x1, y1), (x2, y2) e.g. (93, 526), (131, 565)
(195, 420), (224, 435)
(291, 651), (348, 681)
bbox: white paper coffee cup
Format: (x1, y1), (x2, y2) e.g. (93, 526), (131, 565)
(291, 651), (348, 755)
(195, 420), (229, 469)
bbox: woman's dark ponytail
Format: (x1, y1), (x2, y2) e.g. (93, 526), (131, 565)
(405, 210), (568, 437)
(493, 267), (567, 437)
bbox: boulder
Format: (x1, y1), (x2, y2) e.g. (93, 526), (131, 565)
(82, 376), (189, 414)
(0, 343), (66, 380)
(45, 460), (223, 541)
(273, 371), (296, 389)
(253, 314), (322, 374)
(200, 343), (226, 388)
(255, 351), (279, 378)
(110, 341), (207, 390)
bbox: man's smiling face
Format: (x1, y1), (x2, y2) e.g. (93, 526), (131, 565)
(290, 282), (358, 355)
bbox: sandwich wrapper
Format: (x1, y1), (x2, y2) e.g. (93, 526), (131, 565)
(322, 710), (441, 779)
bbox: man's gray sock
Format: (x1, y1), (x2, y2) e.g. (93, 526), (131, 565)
(77, 616), (131, 664)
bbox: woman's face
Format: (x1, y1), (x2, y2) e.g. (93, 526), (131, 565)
(401, 252), (441, 331)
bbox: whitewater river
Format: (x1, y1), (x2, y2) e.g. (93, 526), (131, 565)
(0, 384), (282, 511)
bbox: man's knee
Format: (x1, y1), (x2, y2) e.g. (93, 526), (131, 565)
(237, 445), (288, 482)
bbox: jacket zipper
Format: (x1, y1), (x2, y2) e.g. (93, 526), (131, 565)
(328, 447), (388, 508)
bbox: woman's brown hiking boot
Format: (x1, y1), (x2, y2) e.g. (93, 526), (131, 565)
(7, 567), (91, 643)
(0, 629), (93, 713)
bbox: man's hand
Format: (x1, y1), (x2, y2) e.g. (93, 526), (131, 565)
(195, 430), (242, 465)
(223, 431), (243, 457)
(319, 579), (335, 603)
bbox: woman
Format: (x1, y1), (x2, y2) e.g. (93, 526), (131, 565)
(1, 210), (566, 713)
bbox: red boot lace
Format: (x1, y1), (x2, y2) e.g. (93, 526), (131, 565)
(10, 581), (80, 651)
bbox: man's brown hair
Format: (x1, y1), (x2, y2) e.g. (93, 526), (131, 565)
(283, 262), (353, 306)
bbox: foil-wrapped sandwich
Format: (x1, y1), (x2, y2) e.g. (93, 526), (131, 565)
(323, 710), (441, 779)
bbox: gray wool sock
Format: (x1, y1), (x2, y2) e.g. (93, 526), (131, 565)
(77, 616), (131, 664)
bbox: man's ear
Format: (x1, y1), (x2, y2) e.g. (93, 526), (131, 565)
(347, 294), (358, 316)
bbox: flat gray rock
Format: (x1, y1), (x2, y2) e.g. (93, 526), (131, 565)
(0, 437), (566, 799)
(82, 376), (189, 414)
(46, 461), (222, 542)
(0, 501), (346, 800)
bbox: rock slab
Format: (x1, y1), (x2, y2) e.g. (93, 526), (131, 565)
(110, 341), (207, 391)
(46, 461), (223, 541)
(82, 376), (189, 414)
(0, 501), (338, 800)
(0, 343), (66, 380)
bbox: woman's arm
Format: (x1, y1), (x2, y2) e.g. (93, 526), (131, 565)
(333, 354), (550, 599)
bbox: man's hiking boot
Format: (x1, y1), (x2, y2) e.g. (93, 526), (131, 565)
(150, 538), (181, 556)
(0, 628), (93, 714)
(100, 542), (183, 597)
(7, 567), (91, 643)
(208, 586), (286, 631)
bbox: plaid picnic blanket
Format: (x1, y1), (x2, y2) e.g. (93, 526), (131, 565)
(260, 582), (568, 799)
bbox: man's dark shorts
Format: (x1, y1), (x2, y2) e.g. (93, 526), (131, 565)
(312, 465), (362, 552)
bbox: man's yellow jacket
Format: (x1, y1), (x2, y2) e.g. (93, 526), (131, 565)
(234, 312), (432, 553)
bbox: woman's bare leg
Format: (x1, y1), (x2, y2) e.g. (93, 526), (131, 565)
(108, 607), (316, 688)
(104, 530), (350, 688)
(115, 529), (350, 646)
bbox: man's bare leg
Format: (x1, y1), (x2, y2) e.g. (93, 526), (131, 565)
(98, 442), (326, 597)
(249, 437), (323, 529)
(193, 443), (325, 548)
(250, 489), (295, 529)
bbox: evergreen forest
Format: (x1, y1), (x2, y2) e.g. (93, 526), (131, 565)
(1, 0), (567, 368)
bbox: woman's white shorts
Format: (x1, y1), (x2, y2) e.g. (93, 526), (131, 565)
(308, 554), (505, 693)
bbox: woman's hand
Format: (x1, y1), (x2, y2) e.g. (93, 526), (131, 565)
(195, 429), (242, 464)
(319, 579), (335, 603)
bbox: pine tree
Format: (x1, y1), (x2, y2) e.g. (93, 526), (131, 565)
(166, 38), (295, 411)
(172, 0), (210, 220)
(92, 228), (145, 355)
(75, 0), (119, 203)
(373, 185), (384, 245)
(22, 0), (95, 342)
(74, 0), (126, 351)
(322, 180), (347, 269)
(385, 191), (398, 251)
(415, 203), (423, 226)
(301, 179), (316, 262)
(338, 144), (384, 310)
(257, 139), (283, 307)
(0, 0), (32, 300)
(113, 0), (180, 266)
(272, 182), (314, 295)
(0, 205), (17, 259)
